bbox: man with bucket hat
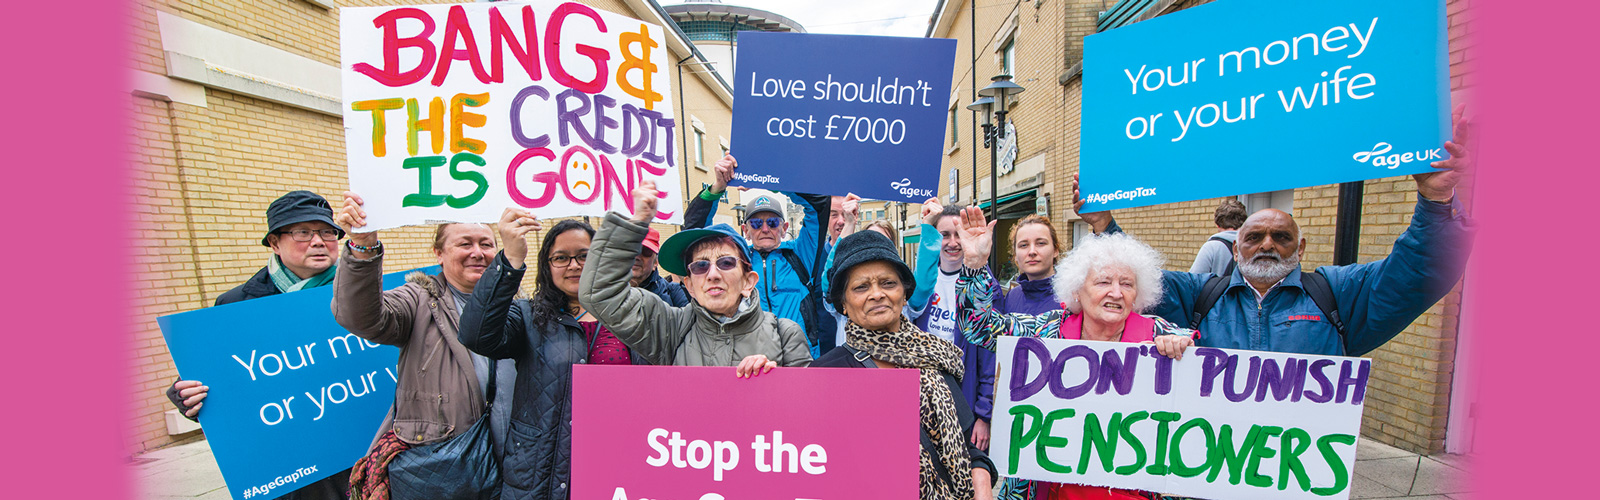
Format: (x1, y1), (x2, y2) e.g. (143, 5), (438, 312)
(165, 190), (352, 500)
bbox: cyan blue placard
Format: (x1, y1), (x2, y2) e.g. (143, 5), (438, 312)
(729, 31), (956, 202)
(1079, 0), (1448, 211)
(158, 266), (434, 499)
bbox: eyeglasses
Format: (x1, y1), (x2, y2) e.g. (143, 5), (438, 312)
(277, 228), (340, 242)
(747, 218), (782, 229)
(687, 256), (742, 275)
(550, 253), (588, 268)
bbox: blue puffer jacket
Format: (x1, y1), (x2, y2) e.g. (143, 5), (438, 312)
(685, 188), (830, 355)
(1122, 198), (1474, 356)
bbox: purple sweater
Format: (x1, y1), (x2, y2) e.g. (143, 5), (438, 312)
(999, 274), (1062, 316)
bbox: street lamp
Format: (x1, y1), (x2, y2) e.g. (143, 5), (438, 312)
(970, 74), (1026, 271)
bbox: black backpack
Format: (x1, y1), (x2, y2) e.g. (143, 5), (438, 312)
(1190, 268), (1346, 339)
(778, 248), (837, 356)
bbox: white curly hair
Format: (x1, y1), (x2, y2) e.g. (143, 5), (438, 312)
(1051, 232), (1166, 313)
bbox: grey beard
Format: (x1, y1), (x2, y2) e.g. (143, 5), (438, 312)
(1238, 252), (1300, 282)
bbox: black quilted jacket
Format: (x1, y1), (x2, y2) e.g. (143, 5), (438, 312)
(459, 252), (643, 500)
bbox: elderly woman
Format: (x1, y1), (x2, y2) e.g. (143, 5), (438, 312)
(812, 230), (997, 500)
(578, 180), (812, 369)
(331, 193), (515, 500)
(954, 208), (1191, 500)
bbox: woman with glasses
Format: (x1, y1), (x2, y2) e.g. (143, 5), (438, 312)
(577, 180), (812, 373)
(457, 209), (645, 499)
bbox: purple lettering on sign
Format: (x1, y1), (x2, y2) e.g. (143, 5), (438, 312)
(1335, 359), (1371, 405)
(1009, 337), (1052, 402)
(1222, 355), (1261, 403)
(1051, 345), (1099, 400)
(1196, 348), (1229, 397)
(1095, 346), (1140, 396)
(1304, 358), (1336, 403)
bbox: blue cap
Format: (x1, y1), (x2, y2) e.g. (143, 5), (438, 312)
(746, 195), (784, 219)
(658, 223), (751, 276)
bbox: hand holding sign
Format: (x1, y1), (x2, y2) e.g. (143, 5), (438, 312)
(498, 208), (541, 269)
(1071, 174), (1113, 233)
(734, 354), (777, 378)
(921, 197), (944, 226)
(338, 192), (380, 257)
(1416, 104), (1472, 203)
(172, 380), (208, 418)
(630, 180), (659, 224)
(957, 206), (996, 270)
(710, 154), (737, 194)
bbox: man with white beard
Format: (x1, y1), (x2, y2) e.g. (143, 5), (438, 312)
(1069, 106), (1475, 357)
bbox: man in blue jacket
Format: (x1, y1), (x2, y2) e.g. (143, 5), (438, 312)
(1076, 107), (1474, 357)
(683, 154), (834, 357)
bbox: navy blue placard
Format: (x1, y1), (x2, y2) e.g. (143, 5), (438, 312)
(158, 266), (435, 499)
(1079, 0), (1448, 211)
(729, 31), (956, 202)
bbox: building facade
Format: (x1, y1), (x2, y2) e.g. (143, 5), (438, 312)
(928, 0), (1475, 454)
(126, 0), (735, 455)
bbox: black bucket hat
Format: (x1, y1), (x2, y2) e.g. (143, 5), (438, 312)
(262, 190), (344, 246)
(826, 230), (915, 306)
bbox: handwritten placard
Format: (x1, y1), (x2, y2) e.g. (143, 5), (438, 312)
(341, 2), (682, 230)
(993, 336), (1369, 500)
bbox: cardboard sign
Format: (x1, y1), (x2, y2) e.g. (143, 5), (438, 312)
(572, 365), (921, 499)
(157, 266), (432, 499)
(728, 31), (956, 202)
(993, 337), (1369, 500)
(341, 2), (682, 231)
(1079, 0), (1448, 211)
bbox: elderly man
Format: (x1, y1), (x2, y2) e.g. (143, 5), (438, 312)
(632, 227), (690, 307)
(165, 190), (352, 500)
(1075, 107), (1474, 357)
(683, 154), (834, 357)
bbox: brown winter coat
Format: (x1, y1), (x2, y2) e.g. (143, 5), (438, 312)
(331, 248), (484, 447)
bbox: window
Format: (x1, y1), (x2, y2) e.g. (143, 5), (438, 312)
(948, 105), (959, 147)
(1073, 221), (1091, 248)
(1240, 189), (1294, 216)
(694, 129), (706, 168)
(876, 209), (885, 221)
(1001, 39), (1016, 76)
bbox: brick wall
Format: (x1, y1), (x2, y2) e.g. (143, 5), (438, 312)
(935, 0), (1473, 454)
(127, 0), (732, 454)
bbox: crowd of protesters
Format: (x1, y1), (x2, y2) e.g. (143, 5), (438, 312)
(165, 107), (1472, 500)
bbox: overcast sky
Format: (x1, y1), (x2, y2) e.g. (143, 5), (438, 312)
(661, 0), (944, 37)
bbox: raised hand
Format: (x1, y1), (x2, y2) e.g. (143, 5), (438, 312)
(1070, 174), (1114, 233)
(710, 154), (737, 193)
(958, 206), (996, 270)
(631, 180), (660, 224)
(337, 191), (380, 253)
(1416, 103), (1471, 203)
(921, 197), (945, 226)
(497, 207), (541, 269)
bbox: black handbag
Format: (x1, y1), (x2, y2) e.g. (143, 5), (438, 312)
(387, 364), (501, 500)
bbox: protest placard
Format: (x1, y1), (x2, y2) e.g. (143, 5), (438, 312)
(727, 31), (956, 202)
(341, 2), (682, 231)
(1078, 0), (1448, 211)
(993, 336), (1369, 500)
(572, 365), (920, 499)
(157, 266), (430, 499)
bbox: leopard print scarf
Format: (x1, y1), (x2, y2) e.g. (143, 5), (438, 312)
(845, 317), (973, 500)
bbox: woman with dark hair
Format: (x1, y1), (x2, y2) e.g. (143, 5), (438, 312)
(812, 229), (996, 500)
(578, 180), (811, 371)
(457, 209), (639, 500)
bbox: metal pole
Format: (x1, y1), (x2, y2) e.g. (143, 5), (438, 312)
(987, 115), (1000, 273)
(1333, 181), (1364, 265)
(969, 0), (978, 204)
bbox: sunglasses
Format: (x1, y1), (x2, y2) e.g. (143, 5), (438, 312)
(687, 255), (742, 275)
(747, 217), (782, 229)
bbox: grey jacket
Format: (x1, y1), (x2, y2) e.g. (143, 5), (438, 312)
(580, 213), (812, 367)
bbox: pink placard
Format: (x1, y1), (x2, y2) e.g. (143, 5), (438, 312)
(573, 365), (921, 499)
